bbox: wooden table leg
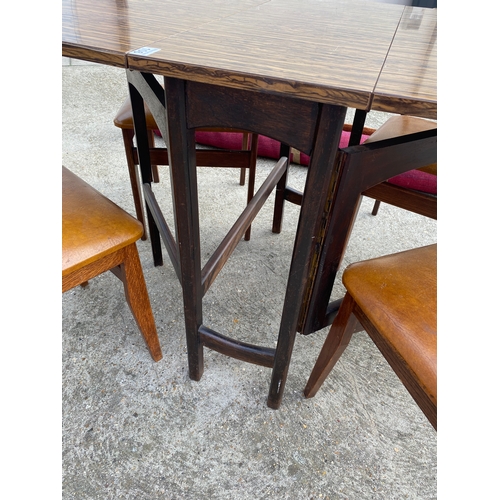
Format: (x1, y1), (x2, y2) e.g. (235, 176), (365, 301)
(163, 77), (205, 380)
(128, 77), (163, 267)
(267, 103), (347, 409)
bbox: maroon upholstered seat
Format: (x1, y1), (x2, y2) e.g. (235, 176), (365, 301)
(385, 167), (437, 194)
(195, 126), (374, 166)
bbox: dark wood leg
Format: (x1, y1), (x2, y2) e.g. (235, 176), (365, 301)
(349, 109), (367, 146)
(147, 130), (160, 183)
(271, 143), (291, 234)
(304, 293), (357, 398)
(121, 129), (147, 240)
(240, 133), (248, 186)
(299, 183), (363, 335)
(267, 104), (347, 409)
(371, 199), (381, 215)
(128, 77), (163, 266)
(164, 77), (204, 380)
(120, 244), (163, 362)
(244, 133), (259, 241)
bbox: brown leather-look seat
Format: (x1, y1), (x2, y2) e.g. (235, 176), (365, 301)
(304, 244), (437, 429)
(362, 115), (437, 219)
(114, 98), (159, 131)
(62, 166), (162, 362)
(113, 97), (258, 240)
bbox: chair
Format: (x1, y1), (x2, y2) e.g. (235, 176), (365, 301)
(62, 166), (163, 362)
(113, 97), (259, 240)
(304, 244), (437, 429)
(362, 115), (437, 219)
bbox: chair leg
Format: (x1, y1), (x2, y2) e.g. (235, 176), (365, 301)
(122, 129), (148, 240)
(119, 244), (163, 362)
(271, 144), (291, 234)
(304, 293), (358, 398)
(147, 130), (160, 183)
(240, 133), (248, 186)
(244, 133), (259, 241)
(371, 199), (381, 216)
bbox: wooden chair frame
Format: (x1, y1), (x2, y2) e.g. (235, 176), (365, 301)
(115, 99), (259, 241)
(361, 115), (437, 219)
(62, 167), (162, 362)
(363, 180), (437, 219)
(304, 245), (437, 430)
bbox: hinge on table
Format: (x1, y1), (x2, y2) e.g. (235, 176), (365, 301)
(297, 153), (344, 333)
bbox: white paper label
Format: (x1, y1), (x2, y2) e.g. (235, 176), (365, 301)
(129, 47), (161, 56)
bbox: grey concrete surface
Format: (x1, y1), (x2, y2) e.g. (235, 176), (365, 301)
(62, 62), (437, 499)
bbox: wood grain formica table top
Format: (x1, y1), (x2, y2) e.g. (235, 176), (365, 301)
(125, 0), (406, 110)
(372, 6), (437, 119)
(62, 0), (269, 67)
(63, 0), (436, 116)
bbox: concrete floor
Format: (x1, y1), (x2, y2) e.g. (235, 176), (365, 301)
(62, 61), (437, 499)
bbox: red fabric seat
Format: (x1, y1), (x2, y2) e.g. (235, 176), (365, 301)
(194, 129), (372, 166)
(164, 116), (438, 198)
(386, 168), (437, 195)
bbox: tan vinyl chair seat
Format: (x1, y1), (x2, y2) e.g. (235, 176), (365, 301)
(305, 244), (437, 429)
(62, 168), (144, 276)
(62, 166), (162, 362)
(344, 244), (437, 407)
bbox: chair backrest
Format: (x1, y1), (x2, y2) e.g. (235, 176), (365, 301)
(364, 115), (437, 176)
(361, 115), (437, 218)
(299, 127), (437, 335)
